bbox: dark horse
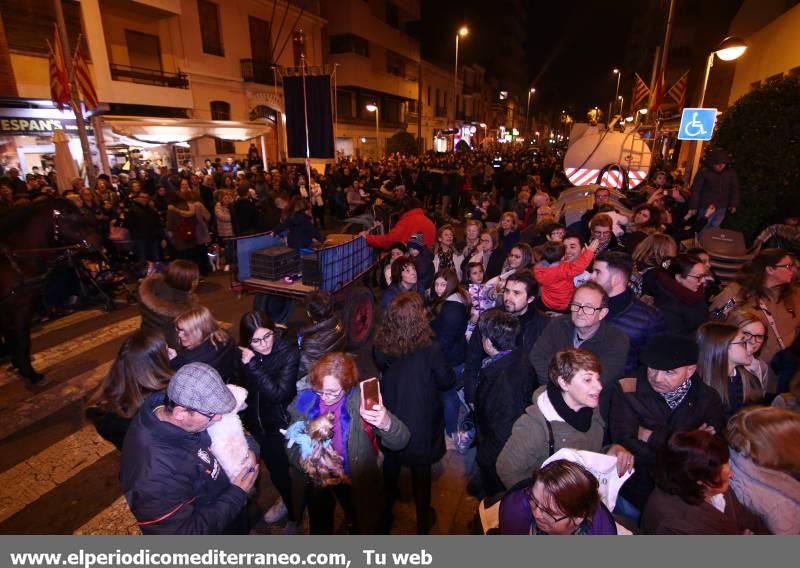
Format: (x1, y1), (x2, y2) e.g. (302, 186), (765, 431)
(0, 197), (102, 383)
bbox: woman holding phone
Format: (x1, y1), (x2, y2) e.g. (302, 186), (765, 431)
(374, 292), (456, 534)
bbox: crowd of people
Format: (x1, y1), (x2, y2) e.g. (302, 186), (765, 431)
(60, 144), (800, 535)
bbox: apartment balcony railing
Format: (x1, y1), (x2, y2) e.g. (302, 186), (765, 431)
(241, 59), (278, 85)
(109, 64), (189, 88)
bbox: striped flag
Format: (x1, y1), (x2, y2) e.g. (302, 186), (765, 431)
(631, 73), (650, 110)
(73, 40), (98, 110)
(48, 26), (71, 111)
(665, 70), (689, 109)
(650, 69), (665, 112)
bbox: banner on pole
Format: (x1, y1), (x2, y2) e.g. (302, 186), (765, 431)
(283, 74), (334, 159)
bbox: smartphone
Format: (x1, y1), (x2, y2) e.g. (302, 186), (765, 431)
(360, 377), (381, 410)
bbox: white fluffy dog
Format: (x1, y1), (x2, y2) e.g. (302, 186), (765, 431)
(207, 384), (251, 479)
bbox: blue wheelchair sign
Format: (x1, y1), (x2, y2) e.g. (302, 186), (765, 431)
(678, 108), (717, 141)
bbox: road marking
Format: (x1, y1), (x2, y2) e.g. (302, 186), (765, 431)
(0, 425), (115, 524)
(0, 361), (112, 442)
(0, 317), (140, 387)
(74, 496), (140, 535)
(30, 309), (106, 339)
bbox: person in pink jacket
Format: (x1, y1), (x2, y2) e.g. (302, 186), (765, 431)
(534, 239), (599, 313)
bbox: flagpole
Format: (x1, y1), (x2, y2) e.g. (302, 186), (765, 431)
(53, 0), (95, 186)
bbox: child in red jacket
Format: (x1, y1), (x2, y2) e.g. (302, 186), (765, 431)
(533, 239), (599, 312)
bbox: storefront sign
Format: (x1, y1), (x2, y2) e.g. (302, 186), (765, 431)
(0, 116), (93, 136)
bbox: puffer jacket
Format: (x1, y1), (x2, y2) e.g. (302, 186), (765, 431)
(120, 393), (249, 534)
(729, 449), (800, 535)
(239, 334), (299, 436)
(606, 289), (667, 372)
(430, 293), (469, 368)
(137, 273), (197, 348)
(496, 385), (606, 490)
(298, 315), (348, 377)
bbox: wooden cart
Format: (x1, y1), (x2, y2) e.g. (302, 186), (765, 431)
(229, 231), (379, 349)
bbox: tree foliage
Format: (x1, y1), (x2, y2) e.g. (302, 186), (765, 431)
(386, 131), (418, 156)
(711, 75), (800, 240)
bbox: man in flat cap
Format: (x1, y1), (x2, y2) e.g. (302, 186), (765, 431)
(608, 334), (725, 516)
(121, 363), (258, 534)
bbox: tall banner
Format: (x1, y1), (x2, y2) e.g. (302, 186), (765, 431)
(283, 74), (334, 159)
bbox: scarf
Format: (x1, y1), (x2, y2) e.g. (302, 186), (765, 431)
(659, 377), (692, 410)
(546, 381), (594, 433)
(481, 349), (513, 369)
(436, 246), (455, 270)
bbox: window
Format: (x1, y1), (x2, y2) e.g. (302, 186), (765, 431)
(292, 30), (306, 67)
(383, 98), (400, 123)
(386, 50), (405, 77)
(337, 91), (354, 119)
(198, 0), (224, 56)
(386, 2), (399, 28)
(329, 34), (369, 57)
(210, 100), (231, 120)
(249, 16), (273, 63)
(125, 30), (162, 71)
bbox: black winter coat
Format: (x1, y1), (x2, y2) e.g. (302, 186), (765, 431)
(606, 290), (667, 373)
(120, 393), (249, 534)
(652, 277), (708, 338)
(474, 349), (536, 470)
(232, 198), (263, 235)
(609, 372), (725, 509)
(239, 335), (299, 436)
(374, 342), (455, 465)
(299, 315), (348, 378)
(125, 201), (163, 240)
(430, 296), (469, 368)
(464, 306), (548, 404)
(170, 336), (238, 385)
(272, 212), (322, 250)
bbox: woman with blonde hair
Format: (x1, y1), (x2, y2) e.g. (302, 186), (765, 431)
(727, 406), (800, 534)
(170, 305), (237, 383)
(697, 321), (765, 418)
(497, 211), (520, 254)
(432, 224), (465, 281)
(374, 292), (455, 533)
(725, 308), (775, 393)
(86, 329), (172, 449)
(631, 232), (678, 298)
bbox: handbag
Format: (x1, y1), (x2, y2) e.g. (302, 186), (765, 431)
(109, 225), (130, 242)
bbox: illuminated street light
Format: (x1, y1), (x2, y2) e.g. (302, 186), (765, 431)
(366, 104), (380, 156)
(526, 87), (536, 136)
(454, 26), (469, 131)
(715, 36), (747, 61)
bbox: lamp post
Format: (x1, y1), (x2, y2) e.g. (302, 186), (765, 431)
(607, 68), (621, 121)
(454, 26), (469, 128)
(689, 36), (747, 182)
(526, 87), (535, 136)
(479, 122), (487, 143)
(366, 103), (380, 157)
(618, 95), (624, 115)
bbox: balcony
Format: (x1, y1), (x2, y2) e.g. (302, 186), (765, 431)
(241, 59), (278, 85)
(109, 64), (189, 89)
(435, 106), (447, 118)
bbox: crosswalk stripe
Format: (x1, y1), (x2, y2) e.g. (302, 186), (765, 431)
(0, 361), (112, 442)
(0, 425), (115, 524)
(73, 496), (140, 535)
(0, 317), (140, 387)
(30, 309), (106, 339)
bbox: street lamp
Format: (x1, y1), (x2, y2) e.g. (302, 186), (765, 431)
(479, 122), (487, 141)
(526, 87), (535, 136)
(618, 95), (624, 115)
(366, 103), (380, 157)
(454, 26), (469, 128)
(608, 68), (621, 121)
(690, 36), (747, 180)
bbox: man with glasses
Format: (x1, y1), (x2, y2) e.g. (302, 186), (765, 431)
(530, 282), (629, 418)
(121, 363), (258, 534)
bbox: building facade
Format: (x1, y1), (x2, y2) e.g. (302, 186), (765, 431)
(0, 0), (325, 174)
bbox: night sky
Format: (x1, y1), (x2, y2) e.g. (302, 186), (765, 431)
(421, 0), (643, 117)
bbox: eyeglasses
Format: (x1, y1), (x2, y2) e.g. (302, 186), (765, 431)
(479, 238), (493, 244)
(740, 331), (766, 344)
(250, 332), (274, 346)
(507, 253), (522, 259)
(313, 388), (344, 400)
(569, 303), (603, 315)
(524, 486), (571, 524)
(190, 408), (217, 421)
(685, 272), (709, 280)
(773, 263), (795, 270)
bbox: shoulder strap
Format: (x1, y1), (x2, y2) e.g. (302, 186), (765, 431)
(758, 300), (787, 350)
(545, 420), (555, 456)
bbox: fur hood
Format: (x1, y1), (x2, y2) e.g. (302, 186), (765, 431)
(138, 273), (197, 318)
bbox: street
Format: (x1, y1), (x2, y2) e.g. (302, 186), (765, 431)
(0, 272), (479, 535)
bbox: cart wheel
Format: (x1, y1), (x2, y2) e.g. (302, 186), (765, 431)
(343, 286), (375, 349)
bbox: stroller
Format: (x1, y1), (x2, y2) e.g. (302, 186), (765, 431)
(70, 249), (137, 310)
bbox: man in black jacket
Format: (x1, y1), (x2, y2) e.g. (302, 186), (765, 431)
(608, 335), (725, 512)
(529, 282), (629, 419)
(125, 192), (164, 263)
(591, 251), (666, 372)
(464, 271), (547, 405)
(232, 185), (264, 235)
(121, 363), (258, 534)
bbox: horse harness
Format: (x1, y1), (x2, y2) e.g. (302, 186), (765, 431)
(0, 209), (91, 303)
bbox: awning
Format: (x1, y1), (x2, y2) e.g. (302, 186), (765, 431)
(102, 116), (271, 144)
